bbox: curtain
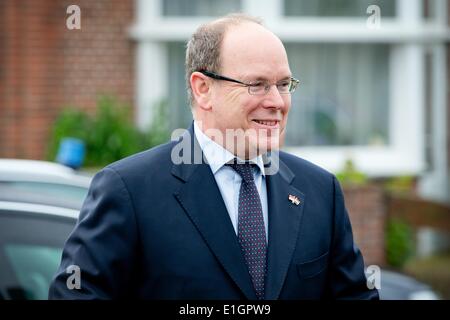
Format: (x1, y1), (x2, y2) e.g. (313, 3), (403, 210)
(285, 43), (390, 146)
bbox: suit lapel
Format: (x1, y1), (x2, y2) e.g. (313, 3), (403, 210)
(264, 157), (305, 300)
(171, 126), (257, 299)
(170, 126), (305, 300)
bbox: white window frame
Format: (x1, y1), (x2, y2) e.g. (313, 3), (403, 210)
(130, 0), (449, 180)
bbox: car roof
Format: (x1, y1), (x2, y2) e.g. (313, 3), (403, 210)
(0, 200), (79, 220)
(0, 159), (92, 187)
(0, 185), (84, 210)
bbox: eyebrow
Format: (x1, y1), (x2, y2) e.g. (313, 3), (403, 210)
(243, 74), (292, 82)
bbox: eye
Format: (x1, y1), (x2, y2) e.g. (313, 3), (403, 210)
(249, 81), (264, 87)
(277, 81), (290, 88)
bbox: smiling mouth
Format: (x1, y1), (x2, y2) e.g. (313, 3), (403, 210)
(252, 120), (280, 127)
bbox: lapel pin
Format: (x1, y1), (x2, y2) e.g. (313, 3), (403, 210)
(288, 194), (300, 206)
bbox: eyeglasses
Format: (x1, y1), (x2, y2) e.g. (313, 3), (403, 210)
(198, 70), (300, 95)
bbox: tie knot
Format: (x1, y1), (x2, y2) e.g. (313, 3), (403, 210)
(227, 162), (256, 183)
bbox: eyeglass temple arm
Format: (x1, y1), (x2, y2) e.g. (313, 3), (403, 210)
(198, 70), (248, 86)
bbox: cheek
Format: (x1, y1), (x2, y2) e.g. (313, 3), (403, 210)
(224, 89), (243, 107)
(284, 95), (292, 111)
(282, 98), (291, 118)
(213, 90), (247, 127)
(223, 91), (250, 119)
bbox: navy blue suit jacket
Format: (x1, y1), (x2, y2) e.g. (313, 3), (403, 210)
(49, 125), (379, 300)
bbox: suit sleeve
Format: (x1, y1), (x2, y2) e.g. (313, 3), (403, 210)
(327, 176), (379, 300)
(48, 167), (139, 299)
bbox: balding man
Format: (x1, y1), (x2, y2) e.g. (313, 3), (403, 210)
(49, 14), (378, 300)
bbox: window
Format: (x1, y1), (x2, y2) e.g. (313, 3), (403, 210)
(167, 42), (192, 130)
(284, 0), (396, 17)
(4, 244), (62, 300)
(131, 0), (448, 183)
(163, 0), (241, 16)
(0, 211), (76, 299)
(285, 43), (390, 146)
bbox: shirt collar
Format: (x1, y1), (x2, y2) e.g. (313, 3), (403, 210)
(193, 121), (266, 176)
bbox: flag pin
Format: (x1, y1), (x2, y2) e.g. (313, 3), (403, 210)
(288, 194), (300, 205)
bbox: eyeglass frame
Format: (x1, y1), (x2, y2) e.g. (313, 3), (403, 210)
(197, 70), (300, 95)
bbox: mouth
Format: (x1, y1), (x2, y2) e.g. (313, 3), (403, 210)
(252, 119), (280, 129)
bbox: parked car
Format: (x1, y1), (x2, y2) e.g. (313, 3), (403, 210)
(0, 159), (89, 299)
(379, 269), (440, 300)
(0, 200), (78, 300)
(0, 159), (92, 208)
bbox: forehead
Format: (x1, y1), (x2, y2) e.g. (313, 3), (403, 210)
(220, 23), (291, 78)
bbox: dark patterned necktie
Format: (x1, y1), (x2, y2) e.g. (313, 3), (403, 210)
(227, 162), (267, 300)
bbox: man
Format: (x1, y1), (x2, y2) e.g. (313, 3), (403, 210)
(49, 14), (378, 300)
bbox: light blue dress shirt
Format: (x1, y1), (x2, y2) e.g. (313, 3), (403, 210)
(194, 121), (269, 241)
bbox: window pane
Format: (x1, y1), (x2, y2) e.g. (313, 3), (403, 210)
(4, 244), (62, 300)
(0, 212), (76, 300)
(423, 0), (440, 21)
(284, 0), (396, 17)
(163, 0), (241, 16)
(167, 42), (192, 130)
(286, 43), (390, 146)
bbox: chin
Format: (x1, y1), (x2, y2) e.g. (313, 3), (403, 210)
(263, 137), (281, 152)
(232, 127), (282, 158)
(250, 136), (281, 158)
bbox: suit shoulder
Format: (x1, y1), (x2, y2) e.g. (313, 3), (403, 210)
(279, 150), (335, 181)
(104, 140), (176, 176)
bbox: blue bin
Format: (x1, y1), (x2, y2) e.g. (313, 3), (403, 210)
(56, 138), (86, 169)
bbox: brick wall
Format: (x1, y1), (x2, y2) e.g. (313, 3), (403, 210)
(343, 185), (387, 266)
(0, 0), (134, 159)
(387, 195), (450, 233)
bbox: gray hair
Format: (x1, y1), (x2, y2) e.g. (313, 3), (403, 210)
(185, 13), (263, 107)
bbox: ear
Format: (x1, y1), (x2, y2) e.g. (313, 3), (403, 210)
(190, 72), (212, 110)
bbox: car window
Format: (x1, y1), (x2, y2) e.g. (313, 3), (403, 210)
(0, 181), (88, 206)
(4, 244), (62, 300)
(0, 210), (76, 300)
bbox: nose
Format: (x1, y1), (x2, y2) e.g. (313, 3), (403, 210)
(262, 84), (287, 110)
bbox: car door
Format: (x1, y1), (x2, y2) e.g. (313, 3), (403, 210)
(0, 207), (77, 300)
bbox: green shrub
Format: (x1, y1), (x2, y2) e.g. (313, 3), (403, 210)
(383, 176), (415, 196)
(47, 96), (169, 168)
(144, 98), (170, 148)
(335, 159), (368, 186)
(386, 218), (414, 268)
(86, 96), (144, 166)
